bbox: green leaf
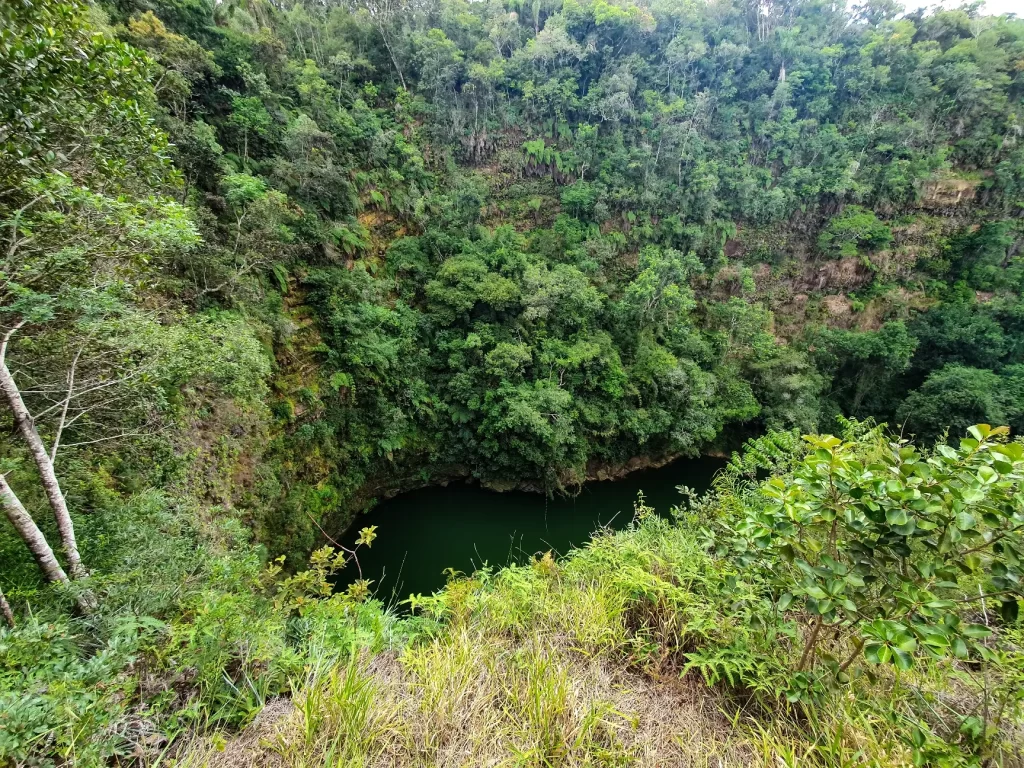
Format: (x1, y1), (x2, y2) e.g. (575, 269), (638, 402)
(961, 624), (992, 639)
(892, 519), (916, 536)
(955, 512), (976, 531)
(920, 632), (950, 649)
(960, 716), (983, 741)
(895, 635), (918, 653)
(967, 424), (990, 441)
(981, 512), (1002, 526)
(961, 488), (984, 504)
(1000, 599), (1020, 623)
(886, 508), (909, 526)
(893, 648), (914, 670)
(864, 642), (885, 665)
(938, 529), (954, 554)
(355, 525), (378, 547)
(951, 638), (969, 659)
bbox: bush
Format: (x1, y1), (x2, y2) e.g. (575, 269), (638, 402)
(0, 613), (162, 766)
(711, 422), (1024, 762)
(818, 206), (893, 258)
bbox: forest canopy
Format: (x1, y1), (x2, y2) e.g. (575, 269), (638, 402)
(2, 0), (1024, 762)
(1, 0), (1023, 567)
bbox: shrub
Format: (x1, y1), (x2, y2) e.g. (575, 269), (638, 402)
(714, 423), (1024, 760)
(818, 206), (893, 258)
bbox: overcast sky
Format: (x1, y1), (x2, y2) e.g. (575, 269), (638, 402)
(987, 0), (1021, 12)
(921, 0), (1021, 15)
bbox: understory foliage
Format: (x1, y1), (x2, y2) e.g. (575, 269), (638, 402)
(3, 425), (1023, 766)
(3, 0), (1024, 765)
(175, 423), (1022, 768)
(8, 0), (1015, 561)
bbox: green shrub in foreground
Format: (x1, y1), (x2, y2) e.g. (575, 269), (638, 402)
(710, 422), (1024, 764)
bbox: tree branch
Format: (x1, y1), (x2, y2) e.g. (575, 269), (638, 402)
(0, 473), (69, 586)
(838, 638), (865, 674)
(59, 427), (155, 450)
(303, 509), (364, 581)
(798, 615), (824, 671)
(0, 360), (89, 580)
(30, 365), (151, 420)
(0, 319), (27, 369)
(5, 193), (48, 262)
(50, 343), (85, 464)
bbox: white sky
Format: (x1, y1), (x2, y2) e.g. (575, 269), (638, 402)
(985, 0), (1022, 12)
(921, 0), (1022, 15)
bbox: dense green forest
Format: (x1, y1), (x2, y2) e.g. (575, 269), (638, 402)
(2, 0), (1024, 763)
(6, 0), (1024, 557)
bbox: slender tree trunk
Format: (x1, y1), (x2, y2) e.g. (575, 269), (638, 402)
(0, 585), (14, 629)
(798, 615), (824, 671)
(0, 474), (95, 614)
(377, 24), (407, 91)
(0, 361), (88, 579)
(0, 474), (69, 585)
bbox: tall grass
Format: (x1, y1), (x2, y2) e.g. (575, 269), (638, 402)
(182, 513), (1024, 768)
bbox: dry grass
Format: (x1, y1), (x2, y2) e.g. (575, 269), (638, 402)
(182, 528), (768, 768)
(185, 627), (758, 768)
(180, 520), (1024, 768)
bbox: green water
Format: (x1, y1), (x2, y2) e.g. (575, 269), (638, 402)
(336, 456), (727, 604)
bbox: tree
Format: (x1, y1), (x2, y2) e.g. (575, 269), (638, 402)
(1, 174), (198, 608)
(810, 321), (918, 418)
(274, 115), (351, 215)
(121, 11), (218, 124)
(478, 381), (583, 485)
(0, 0), (170, 191)
(425, 254), (520, 325)
(0, 322), (88, 581)
(947, 221), (1020, 292)
(897, 365), (1024, 441)
(0, 448), (70, 588)
(0, 584), (13, 628)
(746, 347), (825, 432)
(521, 263), (603, 334)
(908, 303), (1008, 379)
(413, 29), (463, 106)
(0, 1), (201, 609)
(358, 0), (409, 90)
(817, 206), (893, 259)
(181, 172), (298, 300)
(227, 94), (273, 166)
(616, 247), (702, 335)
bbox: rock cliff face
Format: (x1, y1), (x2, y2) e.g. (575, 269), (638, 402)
(920, 175), (983, 208)
(586, 453), (682, 482)
(342, 451), (720, 524)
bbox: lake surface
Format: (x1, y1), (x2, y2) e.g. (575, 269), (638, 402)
(335, 455), (727, 605)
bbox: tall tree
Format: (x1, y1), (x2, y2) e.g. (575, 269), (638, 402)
(0, 0), (194, 606)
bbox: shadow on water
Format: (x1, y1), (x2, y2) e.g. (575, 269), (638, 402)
(334, 455), (727, 606)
